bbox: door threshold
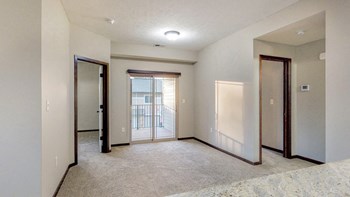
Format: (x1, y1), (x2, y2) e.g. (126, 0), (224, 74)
(131, 138), (177, 145)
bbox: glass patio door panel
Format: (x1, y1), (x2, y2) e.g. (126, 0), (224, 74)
(131, 77), (153, 141)
(130, 75), (177, 142)
(154, 77), (176, 139)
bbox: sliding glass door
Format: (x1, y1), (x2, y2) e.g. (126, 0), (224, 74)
(154, 77), (176, 139)
(131, 77), (153, 141)
(130, 76), (177, 142)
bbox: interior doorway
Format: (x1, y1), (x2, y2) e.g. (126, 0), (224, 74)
(128, 70), (179, 143)
(259, 55), (291, 163)
(255, 12), (325, 164)
(74, 55), (110, 165)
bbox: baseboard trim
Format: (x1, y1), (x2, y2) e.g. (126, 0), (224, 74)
(291, 155), (324, 165)
(53, 163), (76, 197)
(178, 137), (195, 140)
(111, 143), (130, 147)
(183, 137), (260, 165)
(262, 145), (283, 153)
(77, 129), (99, 132)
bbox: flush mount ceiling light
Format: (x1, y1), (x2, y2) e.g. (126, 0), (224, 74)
(105, 18), (115, 25)
(296, 30), (305, 36)
(164, 31), (180, 41)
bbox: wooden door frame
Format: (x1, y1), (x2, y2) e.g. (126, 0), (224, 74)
(74, 55), (110, 165)
(259, 55), (292, 164)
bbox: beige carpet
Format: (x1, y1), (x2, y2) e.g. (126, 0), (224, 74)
(57, 132), (314, 197)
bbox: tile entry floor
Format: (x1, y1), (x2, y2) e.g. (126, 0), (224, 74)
(57, 132), (314, 197)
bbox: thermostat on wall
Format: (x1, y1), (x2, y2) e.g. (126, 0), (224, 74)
(301, 85), (310, 92)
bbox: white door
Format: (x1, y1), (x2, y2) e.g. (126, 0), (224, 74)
(98, 66), (103, 152)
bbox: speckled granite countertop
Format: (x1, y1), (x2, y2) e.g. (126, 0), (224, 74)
(170, 159), (350, 197)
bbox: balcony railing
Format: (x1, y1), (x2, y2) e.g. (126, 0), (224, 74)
(131, 104), (174, 129)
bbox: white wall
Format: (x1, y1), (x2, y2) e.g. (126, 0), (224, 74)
(70, 25), (111, 63)
(70, 24), (111, 155)
(77, 62), (100, 130)
(195, 0), (350, 163)
(110, 59), (195, 144)
(261, 61), (284, 151)
(255, 40), (326, 162)
(1, 8), (112, 196)
(0, 1), (42, 196)
(325, 1), (350, 162)
(112, 43), (198, 62)
(296, 39), (325, 162)
(41, 0), (71, 196)
(254, 40), (297, 155)
(215, 81), (246, 155)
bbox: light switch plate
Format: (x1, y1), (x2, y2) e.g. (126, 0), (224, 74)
(46, 100), (50, 112)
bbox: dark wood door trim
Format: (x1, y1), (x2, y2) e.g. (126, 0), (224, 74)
(74, 55), (110, 165)
(259, 55), (292, 164)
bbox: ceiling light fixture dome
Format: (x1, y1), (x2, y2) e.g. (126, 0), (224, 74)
(106, 18), (115, 25)
(164, 30), (180, 41)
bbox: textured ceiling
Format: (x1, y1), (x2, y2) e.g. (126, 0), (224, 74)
(61, 0), (299, 51)
(257, 12), (325, 46)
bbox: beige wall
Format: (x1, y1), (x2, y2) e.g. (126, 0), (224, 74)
(77, 62), (100, 130)
(324, 1), (350, 162)
(215, 81), (245, 155)
(296, 39), (325, 162)
(70, 24), (111, 154)
(195, 0), (348, 163)
(261, 61), (284, 151)
(70, 25), (111, 64)
(110, 59), (195, 144)
(0, 0), (42, 196)
(255, 39), (326, 162)
(111, 43), (198, 62)
(41, 0), (71, 196)
(254, 41), (297, 155)
(1, 0), (71, 196)
(2, 2), (349, 195)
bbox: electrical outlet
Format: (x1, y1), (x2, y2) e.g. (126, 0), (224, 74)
(122, 127), (125, 133)
(210, 128), (213, 133)
(46, 100), (50, 112)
